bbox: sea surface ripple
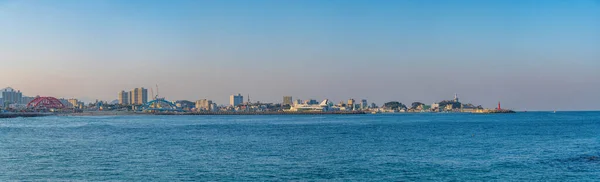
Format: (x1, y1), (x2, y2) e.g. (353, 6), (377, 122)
(1, 112), (599, 181)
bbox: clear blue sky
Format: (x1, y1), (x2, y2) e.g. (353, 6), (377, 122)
(1, 0), (598, 110)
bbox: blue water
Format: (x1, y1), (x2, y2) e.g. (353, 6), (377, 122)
(1, 112), (599, 181)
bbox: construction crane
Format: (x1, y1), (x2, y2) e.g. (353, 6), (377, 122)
(155, 84), (160, 99)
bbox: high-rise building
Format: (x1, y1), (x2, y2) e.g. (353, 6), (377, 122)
(140, 88), (148, 104)
(361, 99), (368, 109)
(128, 91), (133, 105)
(283, 96), (293, 106)
(130, 88), (148, 105)
(230, 94), (243, 106)
(195, 99), (213, 111)
(347, 99), (355, 110)
(1, 87), (23, 104)
(118, 91), (129, 105)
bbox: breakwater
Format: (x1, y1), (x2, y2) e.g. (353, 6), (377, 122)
(472, 109), (516, 114)
(0, 113), (53, 118)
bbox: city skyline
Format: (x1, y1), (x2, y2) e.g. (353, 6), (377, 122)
(0, 85), (579, 112)
(1, 0), (599, 111)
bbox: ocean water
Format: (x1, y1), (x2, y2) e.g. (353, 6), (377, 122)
(1, 112), (599, 181)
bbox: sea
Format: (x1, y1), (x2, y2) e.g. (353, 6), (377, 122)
(0, 112), (599, 181)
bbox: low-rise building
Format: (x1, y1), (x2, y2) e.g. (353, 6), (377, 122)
(195, 99), (213, 111)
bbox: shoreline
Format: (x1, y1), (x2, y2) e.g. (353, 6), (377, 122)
(64, 111), (367, 116)
(155, 111), (367, 115)
(3, 110), (530, 118)
(59, 111), (368, 116)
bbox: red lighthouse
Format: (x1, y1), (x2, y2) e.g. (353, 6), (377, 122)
(498, 102), (501, 110)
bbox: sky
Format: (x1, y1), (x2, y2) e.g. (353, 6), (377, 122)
(0, 0), (598, 111)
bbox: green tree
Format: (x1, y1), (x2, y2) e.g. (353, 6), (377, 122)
(383, 101), (407, 110)
(411, 102), (425, 109)
(438, 100), (461, 109)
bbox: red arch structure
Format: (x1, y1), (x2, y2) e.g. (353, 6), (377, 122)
(27, 97), (65, 109)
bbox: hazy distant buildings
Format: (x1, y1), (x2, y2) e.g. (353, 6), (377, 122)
(195, 99), (213, 111)
(230, 94), (243, 106)
(68, 99), (80, 108)
(305, 99), (318, 105)
(175, 100), (195, 110)
(361, 99), (368, 109)
(128, 91), (134, 105)
(118, 91), (129, 105)
(1, 87), (22, 104)
(129, 88), (148, 105)
(22, 96), (35, 105)
(347, 99), (355, 110)
(294, 99), (303, 106)
(454, 93), (459, 103)
(211, 103), (218, 112)
(371, 103), (378, 109)
(445, 104), (454, 111)
(283, 96), (293, 106)
(431, 103), (440, 109)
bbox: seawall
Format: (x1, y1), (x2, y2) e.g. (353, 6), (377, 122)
(0, 113), (54, 118)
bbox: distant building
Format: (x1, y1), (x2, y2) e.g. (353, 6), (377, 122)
(371, 103), (378, 108)
(22, 96), (35, 105)
(175, 100), (195, 110)
(361, 99), (368, 109)
(445, 104), (453, 111)
(130, 88), (148, 105)
(454, 93), (459, 103)
(305, 99), (318, 105)
(230, 94), (243, 106)
(287, 99), (330, 112)
(294, 99), (303, 106)
(210, 103), (218, 112)
(195, 99), (213, 111)
(128, 91), (133, 104)
(68, 99), (79, 108)
(283, 96), (293, 106)
(1, 87), (22, 104)
(59, 98), (71, 108)
(118, 91), (129, 105)
(347, 99), (355, 110)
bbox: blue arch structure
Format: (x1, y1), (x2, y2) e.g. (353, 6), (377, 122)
(141, 98), (185, 112)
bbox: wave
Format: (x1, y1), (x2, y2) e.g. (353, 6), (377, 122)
(558, 154), (600, 163)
